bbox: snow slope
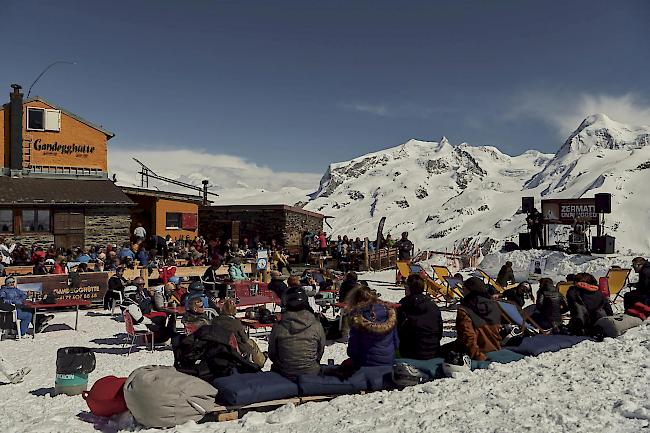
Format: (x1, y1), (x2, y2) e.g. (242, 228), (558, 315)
(1, 264), (649, 433)
(306, 115), (650, 255)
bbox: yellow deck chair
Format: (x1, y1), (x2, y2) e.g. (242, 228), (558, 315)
(432, 265), (452, 282)
(477, 269), (506, 293)
(608, 268), (631, 301)
(396, 260), (413, 283)
(423, 274), (462, 305)
(557, 282), (572, 297)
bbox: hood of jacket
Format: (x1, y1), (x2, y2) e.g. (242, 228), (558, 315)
(349, 301), (397, 335)
(279, 310), (318, 335)
(576, 282), (599, 292)
(399, 293), (433, 315)
(460, 291), (501, 326)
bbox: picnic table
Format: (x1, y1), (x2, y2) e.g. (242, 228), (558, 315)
(22, 299), (92, 338)
(240, 317), (280, 336)
(236, 295), (274, 308)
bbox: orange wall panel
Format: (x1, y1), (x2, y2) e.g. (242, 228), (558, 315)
(155, 198), (199, 240)
(22, 101), (109, 171)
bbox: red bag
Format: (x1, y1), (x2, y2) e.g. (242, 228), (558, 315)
(82, 376), (128, 417)
(598, 277), (610, 298)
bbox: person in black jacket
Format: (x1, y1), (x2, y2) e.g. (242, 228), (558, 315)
(202, 259), (227, 299)
(496, 262), (515, 288)
(103, 266), (127, 309)
(397, 274), (443, 360)
(566, 273), (613, 336)
(532, 278), (568, 332)
(268, 270), (289, 300)
(501, 282), (531, 308)
(338, 272), (358, 303)
(624, 257), (650, 310)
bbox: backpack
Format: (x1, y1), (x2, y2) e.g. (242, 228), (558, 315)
(82, 376), (128, 417)
(123, 366), (218, 428)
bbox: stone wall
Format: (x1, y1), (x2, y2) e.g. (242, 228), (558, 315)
(199, 207), (323, 248)
(1, 232), (54, 248)
(85, 208), (131, 247)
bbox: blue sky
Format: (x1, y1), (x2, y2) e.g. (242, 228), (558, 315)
(1, 0), (649, 178)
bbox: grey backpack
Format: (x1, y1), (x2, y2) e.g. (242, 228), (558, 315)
(124, 365), (218, 428)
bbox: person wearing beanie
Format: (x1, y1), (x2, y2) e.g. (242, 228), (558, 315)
(455, 277), (504, 361)
(268, 287), (325, 379)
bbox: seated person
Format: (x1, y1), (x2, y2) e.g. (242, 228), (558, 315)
(184, 281), (209, 309)
(228, 258), (247, 281)
(624, 257), (650, 310)
(455, 277), (503, 361)
(397, 274), (442, 360)
(0, 277), (52, 336)
(32, 258), (48, 275)
(183, 297), (212, 328)
(496, 261), (515, 288)
(268, 287), (325, 379)
(152, 282), (176, 311)
(122, 294), (176, 343)
(202, 259), (227, 299)
(131, 277), (153, 315)
(268, 270), (289, 300)
(501, 282), (532, 308)
(566, 273), (613, 336)
(104, 266), (127, 310)
(347, 286), (399, 368)
(533, 278), (568, 332)
(212, 299), (266, 368)
(338, 271), (359, 303)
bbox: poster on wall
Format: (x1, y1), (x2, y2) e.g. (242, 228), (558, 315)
(528, 258), (547, 280)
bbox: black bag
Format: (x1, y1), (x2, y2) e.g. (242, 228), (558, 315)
(258, 308), (276, 324)
(319, 314), (343, 340)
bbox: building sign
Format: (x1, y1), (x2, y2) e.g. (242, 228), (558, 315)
(32, 138), (96, 157)
(541, 198), (598, 225)
(15, 272), (109, 304)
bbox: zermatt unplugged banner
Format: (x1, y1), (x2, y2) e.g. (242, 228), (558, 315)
(541, 198), (598, 225)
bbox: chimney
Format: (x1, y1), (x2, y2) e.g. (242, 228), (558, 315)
(9, 84), (23, 173)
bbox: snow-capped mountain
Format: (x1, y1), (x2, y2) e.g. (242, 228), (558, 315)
(305, 115), (650, 255)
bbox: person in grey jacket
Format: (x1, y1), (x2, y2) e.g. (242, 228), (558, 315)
(268, 287), (325, 379)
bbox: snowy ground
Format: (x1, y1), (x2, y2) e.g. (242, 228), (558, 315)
(1, 262), (648, 433)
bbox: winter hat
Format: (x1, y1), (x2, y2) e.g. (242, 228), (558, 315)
(82, 376), (128, 417)
(463, 277), (487, 294)
(283, 287), (309, 312)
(4, 276), (16, 285)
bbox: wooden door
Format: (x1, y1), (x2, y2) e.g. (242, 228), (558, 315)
(54, 211), (85, 249)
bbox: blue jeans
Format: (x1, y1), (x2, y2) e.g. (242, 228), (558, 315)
(15, 308), (32, 336)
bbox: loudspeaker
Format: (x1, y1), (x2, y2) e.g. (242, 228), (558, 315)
(594, 193), (611, 213)
(519, 232), (532, 250)
(592, 235), (615, 254)
(522, 197), (535, 213)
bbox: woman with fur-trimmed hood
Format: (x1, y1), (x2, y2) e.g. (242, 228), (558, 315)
(346, 285), (399, 368)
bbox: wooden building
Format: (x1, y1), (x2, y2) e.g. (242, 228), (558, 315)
(121, 187), (207, 241)
(199, 204), (324, 253)
(0, 84), (133, 249)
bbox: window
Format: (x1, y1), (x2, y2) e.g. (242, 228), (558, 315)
(22, 209), (51, 232)
(27, 108), (61, 131)
(166, 212), (182, 229)
(0, 210), (12, 233)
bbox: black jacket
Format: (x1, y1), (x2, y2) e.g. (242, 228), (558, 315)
(496, 266), (515, 288)
(502, 288), (525, 308)
(535, 288), (568, 328)
(338, 279), (357, 303)
(566, 284), (613, 335)
(397, 293), (443, 360)
(637, 262), (650, 294)
(202, 267), (227, 298)
(269, 279), (289, 299)
(108, 275), (126, 293)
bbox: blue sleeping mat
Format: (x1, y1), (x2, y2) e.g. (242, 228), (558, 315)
(396, 349), (524, 378)
(511, 335), (591, 356)
(213, 372), (299, 406)
(297, 365), (394, 396)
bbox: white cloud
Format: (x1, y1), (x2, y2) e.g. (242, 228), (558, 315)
(340, 103), (389, 116)
(108, 147), (322, 204)
(508, 92), (650, 135)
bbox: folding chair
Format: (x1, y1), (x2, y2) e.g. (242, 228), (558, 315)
(608, 268), (632, 302)
(396, 260), (412, 284)
(477, 269), (507, 293)
(204, 308), (218, 321)
(497, 301), (548, 334)
(432, 265), (452, 282)
(122, 311), (154, 356)
(557, 282), (572, 297)
(0, 310), (21, 340)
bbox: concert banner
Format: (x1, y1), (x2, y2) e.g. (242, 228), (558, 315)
(541, 198), (599, 225)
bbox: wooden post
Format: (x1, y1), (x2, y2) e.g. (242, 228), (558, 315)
(140, 267), (149, 288)
(364, 237), (370, 271)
